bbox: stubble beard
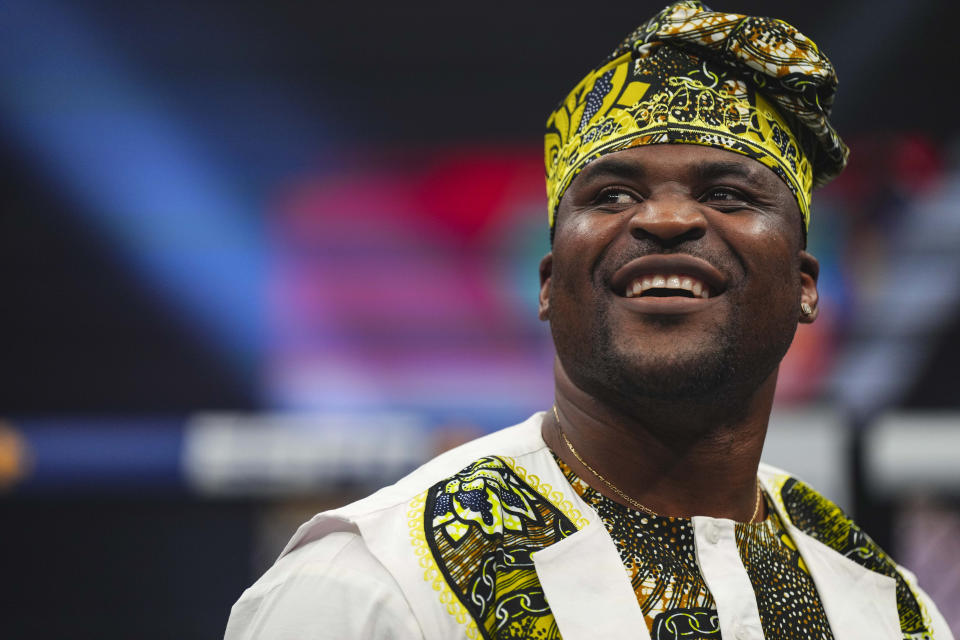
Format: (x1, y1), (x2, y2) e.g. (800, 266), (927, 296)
(592, 303), (740, 402)
(554, 297), (796, 414)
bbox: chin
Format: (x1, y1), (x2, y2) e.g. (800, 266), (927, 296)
(582, 326), (787, 405)
(608, 346), (738, 401)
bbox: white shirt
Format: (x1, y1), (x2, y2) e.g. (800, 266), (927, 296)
(225, 413), (953, 640)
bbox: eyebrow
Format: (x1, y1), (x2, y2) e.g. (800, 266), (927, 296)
(693, 160), (769, 187)
(575, 157), (647, 185)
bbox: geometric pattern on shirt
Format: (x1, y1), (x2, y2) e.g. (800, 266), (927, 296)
(420, 455), (582, 640)
(556, 453), (834, 640)
(735, 506), (835, 639)
(555, 455), (717, 635)
(650, 607), (721, 639)
(778, 477), (932, 639)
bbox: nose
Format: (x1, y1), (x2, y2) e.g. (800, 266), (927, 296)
(628, 193), (707, 246)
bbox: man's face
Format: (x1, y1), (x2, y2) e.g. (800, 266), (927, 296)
(540, 144), (819, 405)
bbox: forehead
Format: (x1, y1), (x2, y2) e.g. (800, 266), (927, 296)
(567, 144), (789, 194)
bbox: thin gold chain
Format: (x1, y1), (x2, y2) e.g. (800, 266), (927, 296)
(552, 405), (762, 522)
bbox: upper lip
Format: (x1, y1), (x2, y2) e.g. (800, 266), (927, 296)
(609, 254), (728, 298)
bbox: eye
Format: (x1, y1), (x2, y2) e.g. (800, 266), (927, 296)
(700, 187), (750, 208)
(596, 188), (640, 206)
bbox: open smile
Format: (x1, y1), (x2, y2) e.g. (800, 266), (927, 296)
(610, 255), (728, 313)
(624, 273), (711, 299)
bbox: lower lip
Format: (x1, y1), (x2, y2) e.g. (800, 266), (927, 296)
(615, 294), (721, 315)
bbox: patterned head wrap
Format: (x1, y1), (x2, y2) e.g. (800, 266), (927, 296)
(545, 1), (848, 230)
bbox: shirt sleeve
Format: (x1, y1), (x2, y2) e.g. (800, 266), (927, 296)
(224, 530), (425, 640)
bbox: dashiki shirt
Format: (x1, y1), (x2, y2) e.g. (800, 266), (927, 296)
(554, 454), (834, 640)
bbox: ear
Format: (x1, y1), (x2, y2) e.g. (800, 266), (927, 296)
(798, 250), (820, 324)
(538, 252), (553, 321)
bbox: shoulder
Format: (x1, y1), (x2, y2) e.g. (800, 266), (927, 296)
(224, 531), (424, 640)
(759, 462), (895, 571)
(280, 413), (552, 555)
(225, 413), (580, 639)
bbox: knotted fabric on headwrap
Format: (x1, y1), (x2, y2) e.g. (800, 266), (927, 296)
(545, 1), (849, 230)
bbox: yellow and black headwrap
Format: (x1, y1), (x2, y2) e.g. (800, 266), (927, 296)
(545, 1), (849, 231)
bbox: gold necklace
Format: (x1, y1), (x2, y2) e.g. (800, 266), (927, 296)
(552, 405), (762, 522)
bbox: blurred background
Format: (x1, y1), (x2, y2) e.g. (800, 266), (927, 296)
(2, 0), (959, 636)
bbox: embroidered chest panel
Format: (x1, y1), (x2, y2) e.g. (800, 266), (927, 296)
(556, 453), (834, 640)
(416, 456), (581, 640)
(407, 457), (936, 639)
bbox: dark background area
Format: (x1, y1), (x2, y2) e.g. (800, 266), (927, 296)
(3, 0), (959, 413)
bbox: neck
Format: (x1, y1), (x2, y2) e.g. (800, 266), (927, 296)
(544, 358), (775, 521)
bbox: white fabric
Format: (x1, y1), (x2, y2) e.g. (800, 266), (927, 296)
(693, 517), (765, 640)
(532, 519), (650, 640)
(786, 528), (900, 639)
(224, 530), (424, 639)
(225, 413), (954, 640)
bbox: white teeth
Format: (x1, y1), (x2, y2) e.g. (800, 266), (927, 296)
(625, 274), (712, 299)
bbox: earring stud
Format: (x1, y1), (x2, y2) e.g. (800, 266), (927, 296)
(801, 302), (813, 316)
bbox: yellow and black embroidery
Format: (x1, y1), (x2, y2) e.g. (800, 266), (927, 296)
(557, 453), (834, 640)
(780, 477), (932, 639)
(651, 608), (721, 639)
(424, 456), (577, 640)
(736, 507), (833, 639)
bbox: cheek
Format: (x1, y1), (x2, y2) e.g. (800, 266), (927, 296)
(727, 222), (802, 297)
(551, 216), (620, 287)
(556, 213), (615, 247)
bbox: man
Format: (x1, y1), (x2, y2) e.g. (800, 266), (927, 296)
(225, 2), (952, 638)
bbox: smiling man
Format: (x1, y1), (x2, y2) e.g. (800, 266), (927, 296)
(225, 3), (952, 639)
